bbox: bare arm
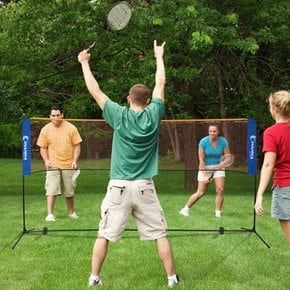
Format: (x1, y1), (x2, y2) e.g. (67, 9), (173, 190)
(40, 147), (50, 170)
(223, 147), (231, 155)
(152, 40), (166, 102)
(198, 147), (209, 182)
(198, 147), (206, 169)
(78, 50), (109, 110)
(254, 152), (276, 216)
(72, 143), (81, 169)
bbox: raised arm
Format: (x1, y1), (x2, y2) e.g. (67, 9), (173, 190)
(152, 40), (166, 102)
(78, 50), (109, 110)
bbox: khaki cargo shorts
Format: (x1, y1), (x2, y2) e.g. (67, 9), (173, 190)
(45, 169), (76, 197)
(98, 179), (168, 242)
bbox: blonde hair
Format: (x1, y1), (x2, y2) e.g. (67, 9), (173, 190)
(129, 84), (151, 106)
(269, 90), (290, 119)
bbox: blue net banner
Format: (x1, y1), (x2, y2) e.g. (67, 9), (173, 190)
(22, 117), (31, 176)
(247, 119), (257, 175)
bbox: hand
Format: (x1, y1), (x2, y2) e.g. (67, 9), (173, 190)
(254, 202), (264, 216)
(71, 161), (77, 169)
(202, 172), (210, 184)
(154, 40), (166, 58)
(44, 160), (51, 170)
(78, 50), (91, 64)
(203, 178), (210, 184)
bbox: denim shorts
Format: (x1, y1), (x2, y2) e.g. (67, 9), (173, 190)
(271, 186), (290, 220)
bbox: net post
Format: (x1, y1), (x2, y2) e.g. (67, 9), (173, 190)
(13, 117), (32, 249)
(247, 119), (257, 175)
(21, 117), (32, 231)
(22, 117), (31, 176)
(245, 119), (270, 247)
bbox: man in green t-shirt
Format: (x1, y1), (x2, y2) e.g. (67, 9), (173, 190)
(78, 41), (181, 288)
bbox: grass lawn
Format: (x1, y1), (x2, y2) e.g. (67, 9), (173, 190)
(0, 158), (289, 290)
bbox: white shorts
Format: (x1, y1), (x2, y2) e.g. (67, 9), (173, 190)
(197, 165), (225, 181)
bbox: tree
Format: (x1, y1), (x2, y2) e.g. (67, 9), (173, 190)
(0, 0), (289, 162)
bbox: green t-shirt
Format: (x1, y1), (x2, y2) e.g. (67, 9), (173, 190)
(102, 98), (164, 180)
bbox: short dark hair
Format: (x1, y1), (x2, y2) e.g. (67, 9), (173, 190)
(50, 104), (63, 114)
(129, 84), (151, 106)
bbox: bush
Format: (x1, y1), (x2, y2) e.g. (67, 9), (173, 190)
(0, 122), (21, 158)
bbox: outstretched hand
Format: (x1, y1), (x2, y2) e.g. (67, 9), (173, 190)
(154, 40), (166, 58)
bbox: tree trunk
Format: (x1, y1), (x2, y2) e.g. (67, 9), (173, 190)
(164, 111), (182, 162)
(183, 123), (198, 190)
(216, 61), (232, 145)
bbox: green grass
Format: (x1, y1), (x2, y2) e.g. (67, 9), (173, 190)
(1, 158), (290, 290)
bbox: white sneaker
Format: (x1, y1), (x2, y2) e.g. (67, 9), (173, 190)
(168, 275), (183, 288)
(45, 214), (56, 222)
(68, 212), (79, 219)
(179, 207), (189, 217)
(215, 210), (221, 218)
(88, 278), (103, 287)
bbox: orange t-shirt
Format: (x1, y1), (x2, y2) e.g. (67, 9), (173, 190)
(37, 121), (82, 169)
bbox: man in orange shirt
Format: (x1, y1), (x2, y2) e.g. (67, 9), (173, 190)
(37, 104), (82, 222)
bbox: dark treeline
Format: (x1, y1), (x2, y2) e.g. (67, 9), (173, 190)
(0, 0), (289, 156)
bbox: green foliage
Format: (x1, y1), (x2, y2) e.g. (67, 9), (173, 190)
(0, 0), (289, 127)
(231, 37), (259, 54)
(0, 122), (21, 158)
(0, 81), (23, 121)
(0, 123), (20, 146)
(190, 31), (214, 50)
